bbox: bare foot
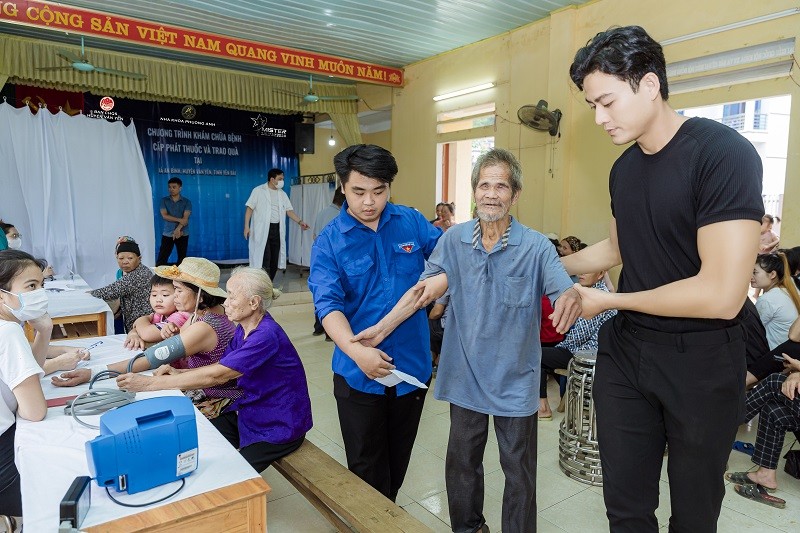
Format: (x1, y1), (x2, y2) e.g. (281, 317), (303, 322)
(747, 470), (778, 490)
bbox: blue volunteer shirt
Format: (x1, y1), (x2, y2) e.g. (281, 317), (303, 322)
(422, 218), (574, 416)
(309, 201), (442, 396)
(160, 196), (192, 236)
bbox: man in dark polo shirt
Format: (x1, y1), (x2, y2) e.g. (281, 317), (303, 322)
(564, 26), (763, 532)
(155, 177), (192, 266)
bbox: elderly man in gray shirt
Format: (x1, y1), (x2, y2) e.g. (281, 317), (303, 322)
(353, 148), (581, 533)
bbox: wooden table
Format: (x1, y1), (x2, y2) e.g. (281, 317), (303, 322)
(17, 336), (270, 532)
(22, 274), (114, 341)
(84, 477), (269, 533)
(24, 311), (107, 341)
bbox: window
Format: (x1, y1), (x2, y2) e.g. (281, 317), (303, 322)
(722, 102), (745, 130)
(437, 103), (495, 134)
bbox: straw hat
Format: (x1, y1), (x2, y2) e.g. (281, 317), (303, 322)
(154, 258), (227, 298)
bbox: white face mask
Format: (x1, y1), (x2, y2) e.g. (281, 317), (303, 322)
(1, 287), (49, 322)
(7, 238), (21, 250)
(275, 179), (285, 189)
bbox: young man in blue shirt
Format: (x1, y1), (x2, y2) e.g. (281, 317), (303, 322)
(155, 177), (192, 266)
(308, 144), (441, 501)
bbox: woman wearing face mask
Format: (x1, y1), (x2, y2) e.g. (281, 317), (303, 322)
(0, 222), (55, 279)
(54, 258), (241, 419)
(0, 250), (48, 522)
(0, 249), (87, 376)
(90, 237), (153, 333)
(0, 221), (22, 251)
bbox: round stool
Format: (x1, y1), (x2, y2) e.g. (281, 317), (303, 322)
(558, 352), (602, 486)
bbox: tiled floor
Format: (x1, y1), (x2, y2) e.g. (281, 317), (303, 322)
(263, 295), (800, 532)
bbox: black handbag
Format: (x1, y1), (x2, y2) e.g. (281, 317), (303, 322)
(784, 440), (800, 480)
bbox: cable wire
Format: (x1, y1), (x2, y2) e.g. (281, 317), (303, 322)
(105, 478), (186, 508)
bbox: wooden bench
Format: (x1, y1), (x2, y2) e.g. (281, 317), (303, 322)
(273, 440), (433, 532)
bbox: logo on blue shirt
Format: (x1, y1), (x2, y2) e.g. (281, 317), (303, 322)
(397, 241), (418, 253)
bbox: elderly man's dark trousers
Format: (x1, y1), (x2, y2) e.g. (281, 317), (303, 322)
(446, 404), (538, 533)
(594, 316), (745, 533)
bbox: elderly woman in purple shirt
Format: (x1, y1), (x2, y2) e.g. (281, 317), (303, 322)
(117, 266), (313, 471)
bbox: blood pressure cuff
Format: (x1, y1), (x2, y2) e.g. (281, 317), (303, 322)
(143, 335), (187, 368)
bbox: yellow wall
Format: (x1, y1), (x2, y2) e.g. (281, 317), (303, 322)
(299, 126), (392, 177)
(390, 0), (800, 242)
(298, 126), (344, 176)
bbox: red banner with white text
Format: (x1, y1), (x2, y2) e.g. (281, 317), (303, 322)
(0, 0), (403, 86)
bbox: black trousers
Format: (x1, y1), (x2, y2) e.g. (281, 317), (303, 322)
(333, 373), (427, 501)
(156, 234), (189, 266)
(539, 346), (573, 398)
(262, 223), (281, 281)
(0, 424), (21, 516)
(210, 411), (304, 473)
(748, 339), (800, 381)
(594, 315), (745, 533)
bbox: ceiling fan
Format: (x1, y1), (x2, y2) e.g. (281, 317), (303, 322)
(275, 75), (360, 104)
(36, 37), (147, 80)
(517, 100), (562, 136)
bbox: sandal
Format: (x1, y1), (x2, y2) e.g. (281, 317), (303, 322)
(732, 441), (755, 456)
(733, 484), (786, 509)
(725, 472), (776, 493)
(538, 412), (553, 421)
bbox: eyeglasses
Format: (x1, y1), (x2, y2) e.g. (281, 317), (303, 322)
(7, 233), (21, 239)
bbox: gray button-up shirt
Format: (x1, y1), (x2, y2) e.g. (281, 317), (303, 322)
(422, 218), (573, 416)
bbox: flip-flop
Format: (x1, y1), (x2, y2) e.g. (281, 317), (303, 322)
(725, 472), (777, 493)
(538, 413), (553, 421)
(732, 441), (755, 456)
(733, 484), (786, 509)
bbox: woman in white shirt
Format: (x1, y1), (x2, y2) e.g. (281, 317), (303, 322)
(0, 250), (48, 520)
(752, 252), (800, 350)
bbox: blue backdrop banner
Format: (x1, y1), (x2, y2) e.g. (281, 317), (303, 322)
(84, 95), (300, 263)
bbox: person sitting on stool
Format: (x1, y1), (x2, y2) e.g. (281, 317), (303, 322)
(539, 269), (616, 419)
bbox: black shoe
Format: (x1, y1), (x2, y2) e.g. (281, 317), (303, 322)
(312, 328), (324, 336)
(325, 334), (333, 342)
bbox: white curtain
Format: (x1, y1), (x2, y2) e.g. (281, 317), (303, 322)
(288, 183), (333, 267)
(0, 103), (154, 288)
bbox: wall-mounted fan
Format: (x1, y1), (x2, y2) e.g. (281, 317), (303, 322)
(517, 100), (562, 136)
(275, 75), (360, 104)
(36, 37), (146, 80)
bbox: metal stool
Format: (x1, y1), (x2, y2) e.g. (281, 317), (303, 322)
(558, 352), (602, 486)
(0, 516), (15, 533)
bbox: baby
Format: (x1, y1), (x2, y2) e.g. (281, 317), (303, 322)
(759, 214), (780, 254)
(124, 275), (190, 350)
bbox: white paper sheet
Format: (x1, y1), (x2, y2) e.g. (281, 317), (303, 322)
(375, 369), (428, 389)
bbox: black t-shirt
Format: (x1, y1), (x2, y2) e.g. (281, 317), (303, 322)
(611, 117), (764, 333)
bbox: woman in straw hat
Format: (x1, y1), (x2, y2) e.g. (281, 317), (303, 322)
(117, 266), (313, 472)
(53, 257), (242, 419)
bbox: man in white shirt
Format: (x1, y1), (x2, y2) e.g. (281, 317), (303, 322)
(244, 168), (309, 280)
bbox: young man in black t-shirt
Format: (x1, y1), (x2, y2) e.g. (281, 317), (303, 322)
(562, 26), (763, 532)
